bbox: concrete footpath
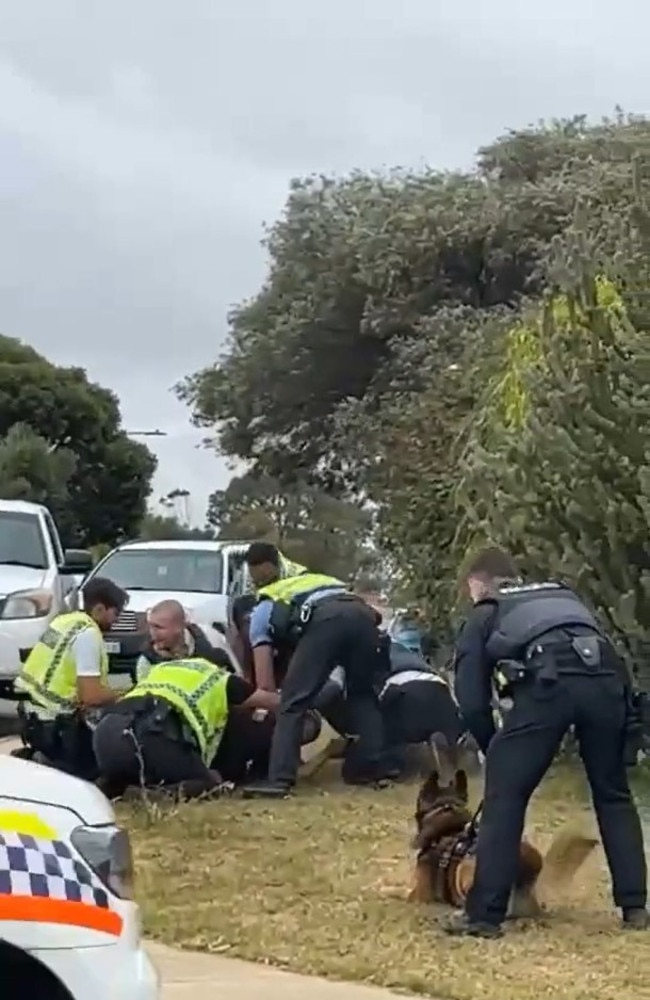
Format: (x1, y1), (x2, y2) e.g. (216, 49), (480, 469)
(150, 942), (404, 1000)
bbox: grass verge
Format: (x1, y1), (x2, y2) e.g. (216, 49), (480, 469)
(123, 762), (650, 1000)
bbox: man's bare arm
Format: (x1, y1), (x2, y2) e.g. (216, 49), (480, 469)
(241, 687), (280, 712)
(252, 645), (277, 692)
(77, 675), (120, 707)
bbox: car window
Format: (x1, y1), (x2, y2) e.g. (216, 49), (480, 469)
(96, 548), (224, 593)
(0, 512), (48, 570)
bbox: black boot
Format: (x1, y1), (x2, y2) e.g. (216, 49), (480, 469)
(622, 907), (649, 930)
(241, 780), (292, 800)
(444, 910), (503, 939)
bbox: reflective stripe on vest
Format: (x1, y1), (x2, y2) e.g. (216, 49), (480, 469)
(15, 612), (108, 715)
(122, 658), (230, 762)
(257, 572), (347, 607)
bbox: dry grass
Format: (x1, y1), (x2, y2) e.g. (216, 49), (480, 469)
(123, 763), (650, 1000)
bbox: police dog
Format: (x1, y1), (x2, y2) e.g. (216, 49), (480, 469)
(408, 741), (598, 916)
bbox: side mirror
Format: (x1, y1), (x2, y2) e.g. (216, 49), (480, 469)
(61, 549), (93, 575)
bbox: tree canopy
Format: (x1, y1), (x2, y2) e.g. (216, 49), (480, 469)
(179, 113), (648, 487)
(0, 336), (157, 547)
(207, 472), (376, 582)
(179, 112), (650, 671)
(139, 512), (215, 542)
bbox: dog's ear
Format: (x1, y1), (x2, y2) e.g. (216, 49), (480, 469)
(421, 769), (440, 799)
(454, 769), (468, 802)
(416, 769), (440, 818)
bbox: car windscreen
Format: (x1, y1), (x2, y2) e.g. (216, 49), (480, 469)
(96, 549), (224, 593)
(0, 512), (48, 569)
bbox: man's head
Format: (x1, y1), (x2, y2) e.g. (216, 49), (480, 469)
(82, 577), (128, 632)
(245, 541), (281, 590)
(147, 599), (186, 650)
(463, 547), (520, 604)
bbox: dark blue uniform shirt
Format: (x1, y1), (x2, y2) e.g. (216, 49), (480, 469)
(453, 601), (499, 754)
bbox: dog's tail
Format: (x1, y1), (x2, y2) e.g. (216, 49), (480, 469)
(538, 829), (599, 892)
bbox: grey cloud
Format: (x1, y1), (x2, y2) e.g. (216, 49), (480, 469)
(0, 0), (647, 519)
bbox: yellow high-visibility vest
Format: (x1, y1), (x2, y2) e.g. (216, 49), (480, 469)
(122, 657), (230, 763)
(16, 611), (108, 716)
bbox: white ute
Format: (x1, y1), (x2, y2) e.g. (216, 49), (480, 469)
(0, 755), (160, 1000)
(0, 500), (92, 697)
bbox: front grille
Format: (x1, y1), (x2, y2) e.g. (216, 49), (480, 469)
(111, 610), (139, 633)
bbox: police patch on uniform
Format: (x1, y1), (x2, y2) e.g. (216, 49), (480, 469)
(0, 830), (122, 935)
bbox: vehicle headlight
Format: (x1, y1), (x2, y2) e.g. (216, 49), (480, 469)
(70, 823), (135, 900)
(1, 589), (53, 620)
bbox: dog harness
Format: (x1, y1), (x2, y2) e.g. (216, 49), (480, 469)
(418, 802), (482, 905)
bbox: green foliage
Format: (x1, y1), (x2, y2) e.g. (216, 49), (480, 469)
(208, 472), (375, 581)
(138, 513), (215, 542)
(179, 115), (649, 491)
(0, 424), (76, 517)
(0, 336), (157, 547)
(179, 113), (650, 645)
(456, 196), (650, 679)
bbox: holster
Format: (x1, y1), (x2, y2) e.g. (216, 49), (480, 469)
(270, 593), (367, 646)
(129, 696), (199, 752)
(129, 696), (176, 737)
(495, 634), (608, 695)
(19, 708), (97, 780)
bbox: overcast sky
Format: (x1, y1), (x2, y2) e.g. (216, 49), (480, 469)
(0, 1), (646, 524)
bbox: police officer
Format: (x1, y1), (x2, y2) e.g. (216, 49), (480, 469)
(14, 577), (127, 779)
(378, 638), (464, 775)
(241, 542), (387, 797)
(445, 547), (648, 938)
(93, 656), (280, 797)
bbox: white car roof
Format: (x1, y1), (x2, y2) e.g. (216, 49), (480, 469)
(0, 499), (47, 515)
(117, 540), (224, 551)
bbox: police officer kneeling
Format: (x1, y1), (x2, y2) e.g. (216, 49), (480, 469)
(14, 578), (127, 780)
(92, 656), (279, 798)
(242, 542), (386, 798)
(447, 547), (648, 938)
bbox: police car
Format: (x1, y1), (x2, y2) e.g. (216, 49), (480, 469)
(0, 754), (159, 1000)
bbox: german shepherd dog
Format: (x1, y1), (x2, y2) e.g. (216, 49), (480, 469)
(409, 740), (598, 916)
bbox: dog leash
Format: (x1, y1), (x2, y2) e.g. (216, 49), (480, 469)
(464, 800), (483, 842)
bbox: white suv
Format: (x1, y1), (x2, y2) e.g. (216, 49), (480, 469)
(77, 539), (250, 677)
(0, 500), (92, 697)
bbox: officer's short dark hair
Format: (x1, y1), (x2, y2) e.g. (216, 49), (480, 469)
(245, 542), (280, 568)
(82, 577), (128, 613)
(465, 547), (519, 581)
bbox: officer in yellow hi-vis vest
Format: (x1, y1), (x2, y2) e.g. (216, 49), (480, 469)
(241, 542), (387, 799)
(91, 655), (279, 798)
(14, 577), (128, 780)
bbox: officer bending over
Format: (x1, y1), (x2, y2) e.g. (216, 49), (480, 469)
(447, 547), (648, 939)
(242, 542), (386, 798)
(92, 656), (279, 798)
(14, 578), (127, 780)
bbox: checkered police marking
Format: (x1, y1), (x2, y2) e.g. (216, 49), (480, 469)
(0, 831), (109, 907)
(0, 830), (122, 935)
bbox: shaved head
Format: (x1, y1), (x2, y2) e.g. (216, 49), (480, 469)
(147, 599), (186, 650)
(149, 599), (185, 622)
